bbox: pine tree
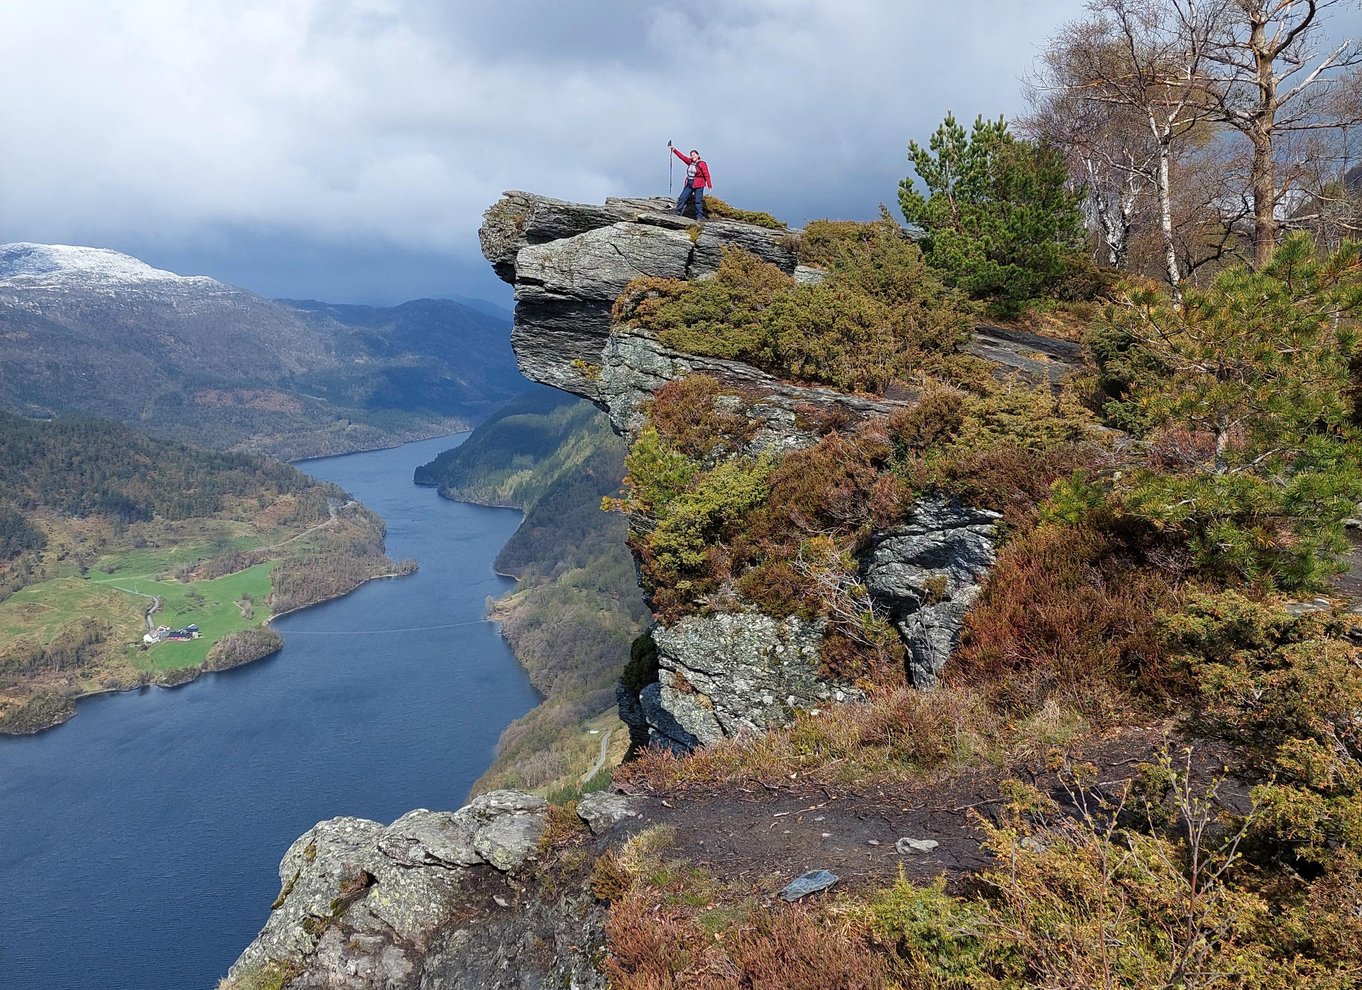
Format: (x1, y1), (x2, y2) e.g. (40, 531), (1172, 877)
(899, 114), (1086, 314)
(1094, 233), (1362, 585)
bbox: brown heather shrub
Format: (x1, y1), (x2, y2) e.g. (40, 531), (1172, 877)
(793, 402), (854, 435)
(727, 907), (888, 990)
(604, 888), (887, 990)
(949, 522), (1173, 722)
(741, 431), (893, 549)
(936, 440), (1109, 529)
(815, 617), (907, 686)
(886, 387), (969, 455)
(591, 850), (635, 904)
(604, 888), (741, 989)
(647, 375), (754, 460)
(537, 801), (589, 854)
(733, 559), (821, 620)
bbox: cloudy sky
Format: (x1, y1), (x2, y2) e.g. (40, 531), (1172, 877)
(2, 1), (1357, 305)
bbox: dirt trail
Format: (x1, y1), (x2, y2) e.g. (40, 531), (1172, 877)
(617, 727), (1230, 896)
(250, 499), (355, 554)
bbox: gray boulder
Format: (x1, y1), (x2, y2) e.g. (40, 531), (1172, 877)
(378, 808), (482, 868)
(863, 495), (1001, 686)
(473, 813), (546, 871)
(576, 792), (643, 834)
(652, 612), (860, 745)
(479, 191), (798, 402)
(227, 790), (554, 990)
(639, 681), (701, 752)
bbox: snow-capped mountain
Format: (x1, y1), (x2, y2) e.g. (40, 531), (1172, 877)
(0, 243), (525, 458)
(0, 243), (224, 291)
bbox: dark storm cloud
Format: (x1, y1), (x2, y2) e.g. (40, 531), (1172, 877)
(2, 1), (1357, 303)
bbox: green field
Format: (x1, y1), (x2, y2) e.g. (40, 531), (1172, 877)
(117, 562), (277, 670)
(4, 556), (276, 672)
(0, 579), (145, 643)
(87, 532), (264, 581)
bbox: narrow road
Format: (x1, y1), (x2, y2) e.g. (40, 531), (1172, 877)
(248, 499), (355, 554)
(580, 728), (614, 785)
(89, 499), (356, 587)
(102, 583), (162, 632)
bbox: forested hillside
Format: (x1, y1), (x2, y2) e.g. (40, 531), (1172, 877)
(416, 390), (649, 796)
(0, 244), (525, 457)
(0, 411), (412, 734)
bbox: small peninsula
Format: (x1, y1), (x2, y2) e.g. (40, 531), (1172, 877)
(0, 411), (415, 734)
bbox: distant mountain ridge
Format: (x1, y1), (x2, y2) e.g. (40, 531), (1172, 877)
(0, 243), (527, 458)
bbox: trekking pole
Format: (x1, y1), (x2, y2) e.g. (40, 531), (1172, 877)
(668, 139), (673, 195)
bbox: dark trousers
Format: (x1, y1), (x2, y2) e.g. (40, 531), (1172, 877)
(674, 184), (706, 221)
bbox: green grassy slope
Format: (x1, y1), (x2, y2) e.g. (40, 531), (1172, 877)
(0, 411), (409, 734)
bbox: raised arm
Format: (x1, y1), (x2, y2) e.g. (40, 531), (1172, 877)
(670, 146), (691, 164)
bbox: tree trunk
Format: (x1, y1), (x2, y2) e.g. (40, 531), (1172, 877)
(1249, 14), (1278, 268)
(1157, 135), (1182, 304)
(1087, 160), (1132, 268)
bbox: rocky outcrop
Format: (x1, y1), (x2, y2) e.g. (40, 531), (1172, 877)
(576, 791), (644, 834)
(598, 329), (904, 440)
(479, 192), (1056, 750)
(968, 324), (1084, 387)
(862, 496), (1002, 686)
(649, 612), (861, 746)
(480, 191), (1078, 431)
(225, 791), (607, 990)
(481, 192), (908, 437)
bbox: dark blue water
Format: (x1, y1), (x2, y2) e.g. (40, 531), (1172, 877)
(0, 433), (541, 990)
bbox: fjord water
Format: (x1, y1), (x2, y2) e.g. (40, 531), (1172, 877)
(0, 433), (540, 990)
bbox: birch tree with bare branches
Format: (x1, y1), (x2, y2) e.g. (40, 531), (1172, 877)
(1203, 0), (1362, 266)
(1028, 0), (1227, 303)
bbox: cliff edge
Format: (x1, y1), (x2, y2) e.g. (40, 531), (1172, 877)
(479, 192), (1078, 749)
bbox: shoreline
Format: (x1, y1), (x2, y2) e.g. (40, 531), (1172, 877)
(285, 426), (473, 466)
(0, 565), (412, 739)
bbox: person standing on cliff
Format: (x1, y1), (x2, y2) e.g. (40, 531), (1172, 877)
(670, 141), (712, 221)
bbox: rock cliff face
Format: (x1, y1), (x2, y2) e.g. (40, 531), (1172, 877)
(863, 496), (1003, 687)
(481, 192), (914, 439)
(227, 791), (608, 990)
(481, 192), (1020, 747)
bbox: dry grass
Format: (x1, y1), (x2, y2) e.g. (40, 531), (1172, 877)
(616, 684), (1004, 792)
(987, 300), (1103, 342)
(536, 800), (590, 855)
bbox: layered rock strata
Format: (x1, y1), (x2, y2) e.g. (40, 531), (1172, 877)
(862, 496), (1003, 687)
(481, 192), (1022, 747)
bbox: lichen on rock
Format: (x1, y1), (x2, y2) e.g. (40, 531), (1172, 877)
(862, 495), (1002, 686)
(225, 791), (583, 990)
(651, 611), (861, 745)
(478, 192), (1028, 751)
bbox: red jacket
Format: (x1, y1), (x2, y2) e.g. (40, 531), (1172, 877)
(671, 147), (712, 189)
